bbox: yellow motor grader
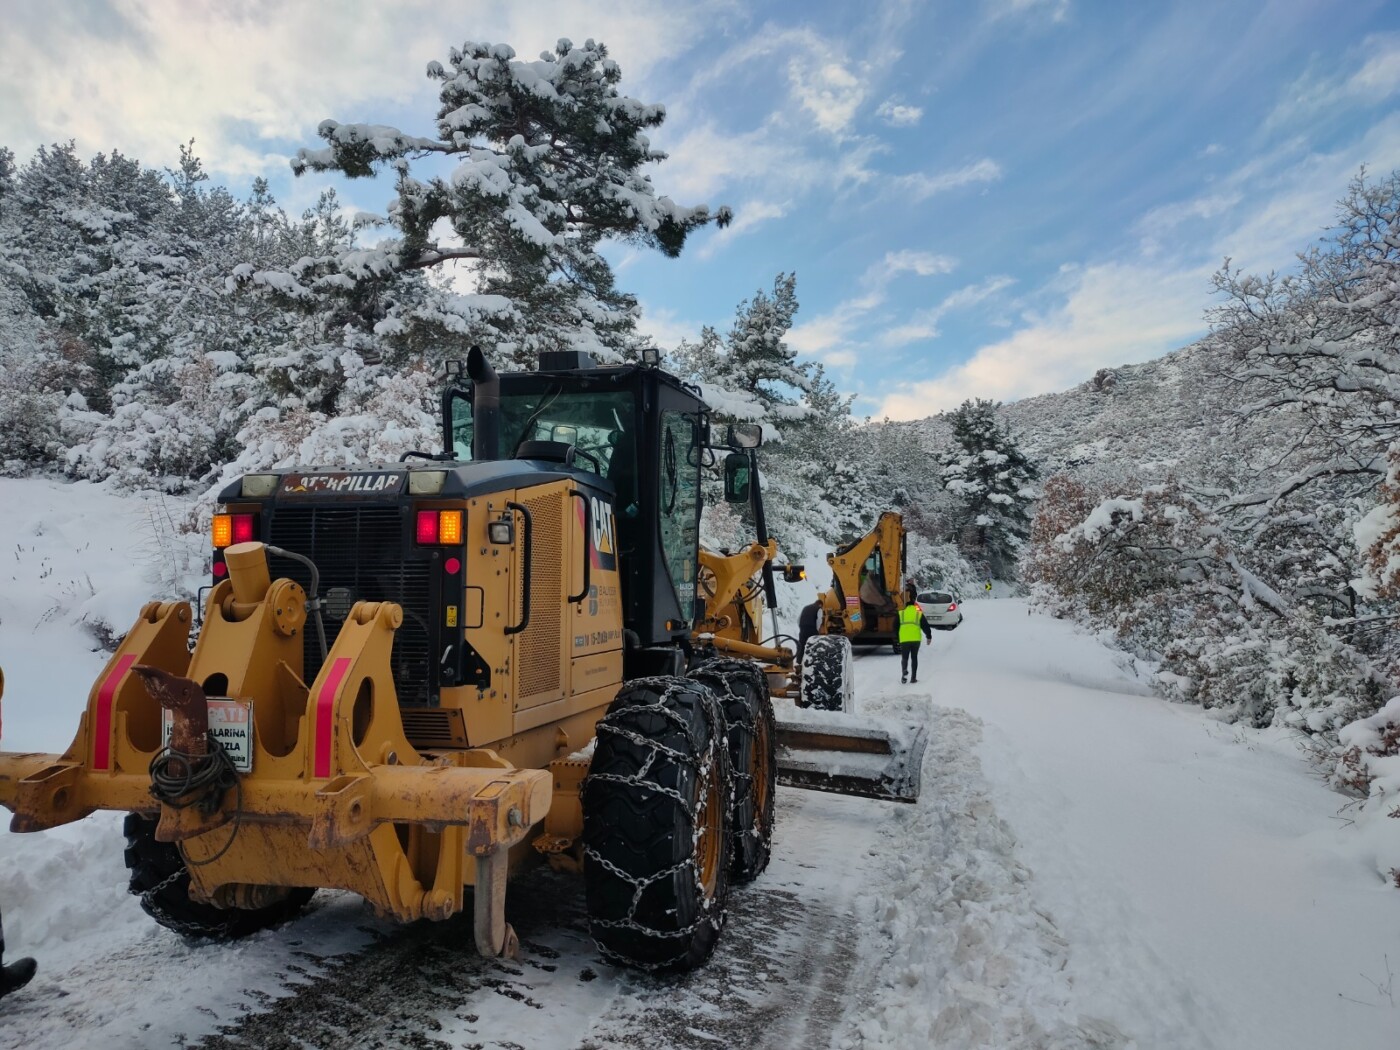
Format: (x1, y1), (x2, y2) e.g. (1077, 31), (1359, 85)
(0, 350), (924, 974)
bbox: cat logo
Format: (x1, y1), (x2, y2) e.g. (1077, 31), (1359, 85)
(586, 495), (618, 572)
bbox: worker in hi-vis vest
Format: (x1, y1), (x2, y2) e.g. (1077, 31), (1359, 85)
(897, 590), (933, 684)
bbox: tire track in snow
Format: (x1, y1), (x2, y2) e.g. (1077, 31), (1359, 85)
(832, 705), (1134, 1050)
(166, 789), (882, 1050)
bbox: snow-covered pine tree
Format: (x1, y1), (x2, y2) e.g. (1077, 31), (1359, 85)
(242, 37), (730, 376)
(940, 399), (1038, 578)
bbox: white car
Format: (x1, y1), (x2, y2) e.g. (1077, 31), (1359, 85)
(916, 590), (963, 631)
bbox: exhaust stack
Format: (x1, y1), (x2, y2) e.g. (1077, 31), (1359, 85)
(467, 347), (500, 461)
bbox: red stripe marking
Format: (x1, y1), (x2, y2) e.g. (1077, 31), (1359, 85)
(93, 653), (138, 771)
(314, 657), (352, 779)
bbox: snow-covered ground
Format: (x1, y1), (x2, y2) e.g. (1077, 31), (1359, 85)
(1, 480), (1397, 1048)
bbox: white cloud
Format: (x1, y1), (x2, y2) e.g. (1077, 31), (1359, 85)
(656, 119), (833, 202)
(878, 250), (958, 278)
(876, 98), (923, 127)
(789, 56), (867, 135)
(877, 275), (1015, 347)
(695, 199), (790, 259)
(0, 0), (710, 180)
(1211, 112), (1400, 274)
(985, 0), (1071, 24)
(892, 158), (1003, 201)
(1136, 192), (1242, 242)
(876, 261), (1210, 419)
(638, 302), (703, 353)
(787, 311), (861, 356)
(1266, 32), (1400, 133)
(788, 248), (961, 356)
(873, 101), (1400, 422)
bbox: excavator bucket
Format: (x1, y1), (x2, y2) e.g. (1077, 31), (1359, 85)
(774, 717), (928, 804)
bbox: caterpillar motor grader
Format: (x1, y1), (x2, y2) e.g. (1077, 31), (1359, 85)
(0, 349), (925, 974)
(816, 511), (910, 649)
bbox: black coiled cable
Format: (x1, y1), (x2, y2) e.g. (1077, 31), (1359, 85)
(148, 733), (242, 866)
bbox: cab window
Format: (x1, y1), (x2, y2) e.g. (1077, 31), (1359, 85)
(658, 411), (701, 614)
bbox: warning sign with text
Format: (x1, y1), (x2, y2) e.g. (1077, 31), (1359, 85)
(161, 699), (254, 772)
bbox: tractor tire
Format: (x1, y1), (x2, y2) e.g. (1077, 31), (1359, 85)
(581, 676), (732, 972)
(689, 658), (776, 883)
(798, 634), (855, 712)
(123, 814), (314, 940)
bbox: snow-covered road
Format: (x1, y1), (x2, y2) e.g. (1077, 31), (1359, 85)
(1, 480), (1397, 1048)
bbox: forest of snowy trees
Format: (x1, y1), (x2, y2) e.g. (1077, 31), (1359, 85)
(1, 35), (1397, 865)
(0, 39), (1005, 585)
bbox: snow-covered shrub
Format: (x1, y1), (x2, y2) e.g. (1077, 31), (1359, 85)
(1034, 479), (1386, 734)
(904, 532), (979, 602)
(1024, 474), (1101, 617)
(66, 357), (242, 491)
(1335, 697), (1400, 796)
(1356, 441), (1400, 601)
(226, 366), (440, 478)
(1333, 698), (1400, 887)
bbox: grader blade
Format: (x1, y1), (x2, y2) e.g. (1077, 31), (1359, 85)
(774, 719), (928, 804)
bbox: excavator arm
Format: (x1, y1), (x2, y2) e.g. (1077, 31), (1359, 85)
(820, 511), (907, 637)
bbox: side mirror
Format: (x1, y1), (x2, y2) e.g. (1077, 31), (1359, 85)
(550, 424), (579, 445)
(726, 423), (763, 449)
(781, 563), (806, 583)
(723, 452), (752, 503)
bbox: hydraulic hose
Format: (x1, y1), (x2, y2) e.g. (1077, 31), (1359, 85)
(264, 544), (328, 664)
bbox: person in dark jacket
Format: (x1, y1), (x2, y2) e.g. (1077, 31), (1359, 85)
(0, 908), (37, 999)
(796, 598), (822, 664)
(897, 594), (932, 684)
(0, 673), (37, 1000)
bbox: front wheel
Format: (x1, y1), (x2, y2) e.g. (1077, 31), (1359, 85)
(581, 677), (732, 972)
(123, 814), (313, 940)
(799, 635), (855, 712)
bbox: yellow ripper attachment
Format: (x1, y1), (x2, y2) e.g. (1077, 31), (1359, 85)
(0, 542), (550, 957)
(774, 719), (928, 804)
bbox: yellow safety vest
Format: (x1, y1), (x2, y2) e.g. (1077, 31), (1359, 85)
(898, 604), (923, 644)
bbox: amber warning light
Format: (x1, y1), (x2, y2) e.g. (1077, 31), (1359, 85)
(416, 510), (463, 546)
(211, 513), (256, 549)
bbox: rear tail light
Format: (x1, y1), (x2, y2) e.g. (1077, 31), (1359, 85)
(416, 509), (464, 546)
(948, 602), (958, 612)
(211, 513), (257, 549)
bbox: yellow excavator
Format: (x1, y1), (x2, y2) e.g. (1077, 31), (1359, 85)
(0, 349), (924, 977)
(691, 452), (925, 799)
(816, 511), (909, 648)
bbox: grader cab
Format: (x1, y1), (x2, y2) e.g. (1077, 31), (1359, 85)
(0, 349), (924, 973)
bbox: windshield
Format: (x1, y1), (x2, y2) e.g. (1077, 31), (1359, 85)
(450, 385), (638, 510)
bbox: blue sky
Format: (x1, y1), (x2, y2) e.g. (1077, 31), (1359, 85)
(3, 0), (1399, 418)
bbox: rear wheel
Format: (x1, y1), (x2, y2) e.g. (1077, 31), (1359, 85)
(123, 814), (313, 940)
(690, 658), (776, 883)
(582, 677), (732, 972)
(798, 634), (855, 712)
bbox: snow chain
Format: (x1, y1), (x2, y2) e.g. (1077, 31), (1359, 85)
(583, 678), (726, 972)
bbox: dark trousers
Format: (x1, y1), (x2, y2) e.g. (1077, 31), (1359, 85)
(899, 640), (920, 679)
